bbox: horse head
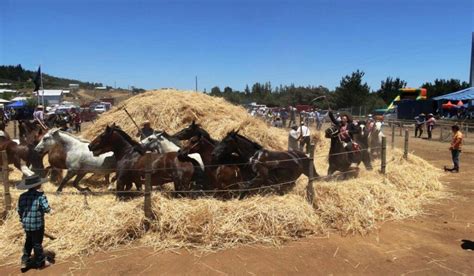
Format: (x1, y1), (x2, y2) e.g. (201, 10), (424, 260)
(212, 129), (261, 164)
(179, 133), (202, 157)
(211, 130), (240, 164)
(34, 128), (60, 154)
(325, 126), (340, 139)
(173, 120), (213, 142)
(88, 124), (117, 156)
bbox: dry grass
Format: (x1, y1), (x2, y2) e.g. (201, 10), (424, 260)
(0, 89), (444, 265)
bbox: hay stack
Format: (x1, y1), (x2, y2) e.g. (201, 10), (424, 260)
(82, 89), (322, 150)
(0, 90), (444, 264)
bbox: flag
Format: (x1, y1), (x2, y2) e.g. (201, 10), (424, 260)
(33, 66), (41, 91)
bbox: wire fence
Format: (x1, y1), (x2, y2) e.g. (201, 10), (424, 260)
(1, 130), (410, 220)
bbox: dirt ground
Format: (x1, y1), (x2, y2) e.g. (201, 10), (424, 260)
(1, 127), (473, 275)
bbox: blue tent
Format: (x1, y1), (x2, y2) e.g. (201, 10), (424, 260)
(433, 87), (474, 101)
(6, 101), (27, 108)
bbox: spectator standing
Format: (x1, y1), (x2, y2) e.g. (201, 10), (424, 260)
(414, 113), (425, 138)
(444, 125), (463, 173)
(288, 125), (299, 151)
(288, 106), (296, 127)
(297, 121), (311, 154)
(426, 113), (436, 139)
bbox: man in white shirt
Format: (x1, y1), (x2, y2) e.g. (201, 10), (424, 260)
(297, 122), (311, 153)
(288, 125), (299, 151)
(33, 105), (45, 126)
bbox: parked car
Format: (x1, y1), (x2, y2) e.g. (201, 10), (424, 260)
(94, 105), (107, 114)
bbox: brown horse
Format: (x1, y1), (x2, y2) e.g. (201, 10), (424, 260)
(212, 130), (319, 198)
(0, 132), (42, 177)
(88, 124), (205, 197)
(179, 133), (242, 198)
(18, 120), (65, 182)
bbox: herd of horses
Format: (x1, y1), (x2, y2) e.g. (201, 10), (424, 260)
(0, 118), (383, 199)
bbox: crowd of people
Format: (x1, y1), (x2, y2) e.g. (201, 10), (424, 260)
(33, 105), (82, 133)
(249, 106), (327, 130)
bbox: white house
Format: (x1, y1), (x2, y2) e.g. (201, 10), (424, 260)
(0, 89), (18, 94)
(35, 89), (64, 105)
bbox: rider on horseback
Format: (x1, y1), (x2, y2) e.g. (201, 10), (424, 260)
(328, 110), (358, 152)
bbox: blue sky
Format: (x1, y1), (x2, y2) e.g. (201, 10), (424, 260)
(1, 0), (472, 91)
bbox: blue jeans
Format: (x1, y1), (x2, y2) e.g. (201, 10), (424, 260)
(22, 227), (45, 266)
(451, 149), (460, 169)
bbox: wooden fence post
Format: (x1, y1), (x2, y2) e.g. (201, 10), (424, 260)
(399, 124), (402, 136)
(465, 124), (468, 138)
(2, 151), (11, 216)
(391, 124), (395, 149)
(381, 136), (387, 174)
(439, 126), (443, 142)
(13, 120), (17, 139)
(404, 129), (409, 160)
(144, 151), (153, 221)
(306, 144), (315, 205)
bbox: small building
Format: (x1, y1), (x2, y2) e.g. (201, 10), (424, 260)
(0, 89), (18, 94)
(35, 89), (64, 105)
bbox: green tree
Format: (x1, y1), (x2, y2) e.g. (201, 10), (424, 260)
(210, 86), (222, 97)
(334, 70), (370, 108)
(377, 77), (407, 103)
(421, 79), (469, 98)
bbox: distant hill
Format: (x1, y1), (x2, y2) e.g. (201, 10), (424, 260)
(0, 64), (103, 90)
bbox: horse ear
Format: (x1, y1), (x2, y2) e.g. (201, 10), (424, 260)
(191, 120), (195, 126)
(235, 128), (240, 135)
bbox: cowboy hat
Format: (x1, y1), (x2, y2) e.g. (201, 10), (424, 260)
(37, 105), (44, 109)
(16, 175), (48, 190)
(143, 120), (151, 125)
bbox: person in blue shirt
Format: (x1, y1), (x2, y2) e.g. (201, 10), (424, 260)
(17, 175), (51, 269)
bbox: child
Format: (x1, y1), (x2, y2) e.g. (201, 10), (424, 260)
(17, 175), (51, 270)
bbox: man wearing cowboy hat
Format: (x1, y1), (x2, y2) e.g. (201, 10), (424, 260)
(17, 175), (52, 269)
(33, 105), (45, 125)
(425, 113), (436, 139)
(414, 113), (426, 138)
(136, 120), (154, 139)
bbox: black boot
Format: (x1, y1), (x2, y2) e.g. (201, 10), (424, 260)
(444, 166), (454, 172)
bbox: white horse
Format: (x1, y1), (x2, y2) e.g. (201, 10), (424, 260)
(140, 131), (205, 171)
(35, 129), (116, 192)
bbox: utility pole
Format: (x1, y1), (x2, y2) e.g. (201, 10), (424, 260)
(470, 32), (474, 87)
(195, 76), (198, 92)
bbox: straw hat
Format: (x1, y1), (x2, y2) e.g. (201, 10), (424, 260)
(37, 105), (44, 109)
(16, 175), (48, 190)
(143, 120), (151, 126)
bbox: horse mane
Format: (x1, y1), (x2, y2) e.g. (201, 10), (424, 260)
(160, 131), (182, 147)
(191, 124), (217, 144)
(111, 126), (145, 154)
(54, 129), (91, 143)
(234, 133), (263, 150)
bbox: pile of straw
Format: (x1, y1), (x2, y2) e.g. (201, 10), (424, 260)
(82, 89), (322, 150)
(0, 90), (444, 265)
